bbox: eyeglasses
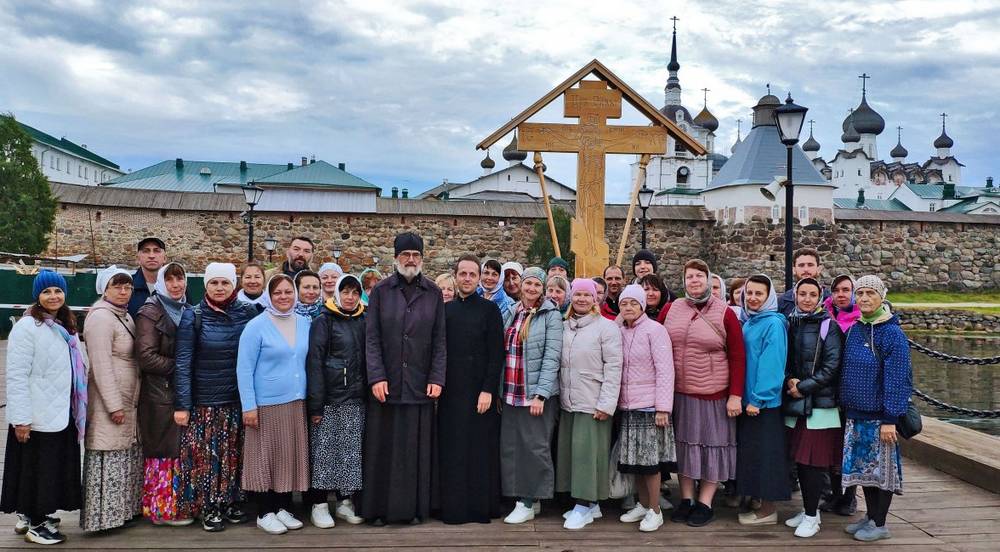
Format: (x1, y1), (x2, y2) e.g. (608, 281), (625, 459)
(108, 284), (134, 291)
(397, 252), (422, 260)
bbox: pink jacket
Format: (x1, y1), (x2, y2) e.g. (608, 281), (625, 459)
(617, 314), (674, 412)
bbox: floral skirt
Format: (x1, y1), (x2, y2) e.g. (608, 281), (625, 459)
(80, 444), (144, 531)
(842, 419), (903, 495)
(178, 405), (244, 518)
(142, 458), (187, 521)
(617, 410), (677, 475)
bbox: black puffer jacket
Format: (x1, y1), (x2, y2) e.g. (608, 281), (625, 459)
(783, 309), (844, 417)
(173, 298), (259, 410)
(306, 301), (367, 416)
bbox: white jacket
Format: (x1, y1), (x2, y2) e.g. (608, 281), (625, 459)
(5, 316), (74, 432)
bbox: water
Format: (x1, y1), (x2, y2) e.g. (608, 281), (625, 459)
(910, 334), (1000, 436)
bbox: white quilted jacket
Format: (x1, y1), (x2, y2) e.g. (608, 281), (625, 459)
(5, 316), (74, 432)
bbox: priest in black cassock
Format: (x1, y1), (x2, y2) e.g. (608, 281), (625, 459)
(437, 254), (505, 524)
(361, 232), (447, 525)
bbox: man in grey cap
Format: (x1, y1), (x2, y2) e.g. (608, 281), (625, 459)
(128, 236), (166, 317)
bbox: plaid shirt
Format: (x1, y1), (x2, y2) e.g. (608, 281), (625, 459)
(502, 307), (531, 407)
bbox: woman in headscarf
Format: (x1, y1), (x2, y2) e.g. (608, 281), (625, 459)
(735, 274), (790, 526)
(294, 270), (323, 319)
(545, 275), (570, 316)
(1, 271), (85, 545)
(237, 262), (267, 312)
(711, 274), (726, 301)
(500, 267), (563, 524)
(478, 259), (516, 325)
(557, 278), (622, 530)
(727, 278), (746, 319)
(824, 274), (862, 333)
(318, 263), (344, 302)
(135, 262), (193, 526)
(81, 266), (143, 532)
(305, 274), (368, 528)
(840, 275), (911, 543)
(174, 262), (259, 532)
(661, 259), (745, 528)
(783, 277), (844, 538)
(237, 274), (311, 535)
(359, 268), (383, 305)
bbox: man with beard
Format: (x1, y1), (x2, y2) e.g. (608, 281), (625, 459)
(361, 232), (447, 525)
(128, 236), (167, 317)
(600, 265), (625, 320)
(502, 262), (523, 302)
(777, 248), (828, 315)
(265, 236), (315, 280)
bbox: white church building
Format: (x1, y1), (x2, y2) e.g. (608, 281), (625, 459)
(21, 121), (124, 186)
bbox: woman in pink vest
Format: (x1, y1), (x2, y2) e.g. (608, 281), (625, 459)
(661, 259), (746, 528)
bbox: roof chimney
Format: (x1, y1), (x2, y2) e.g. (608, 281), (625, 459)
(402, 188), (409, 199)
(310, 155), (316, 164)
(391, 186), (399, 199)
(856, 189), (865, 207)
(175, 158), (184, 169)
(338, 162), (346, 171)
(239, 160), (247, 171)
(943, 182), (956, 199)
(987, 176), (994, 189)
(287, 162), (293, 170)
(301, 156), (308, 166)
(81, 144), (87, 150)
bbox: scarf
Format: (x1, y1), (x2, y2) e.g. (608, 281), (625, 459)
(860, 305), (887, 325)
(684, 282), (713, 306)
(41, 312), (87, 442)
(740, 274), (779, 321)
(205, 289), (238, 312)
(237, 288), (266, 307)
(295, 299), (323, 319)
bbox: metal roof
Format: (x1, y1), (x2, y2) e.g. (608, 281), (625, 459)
(656, 187), (702, 196)
(905, 183), (984, 200)
(255, 160), (379, 191)
(19, 121), (120, 169)
(833, 198), (910, 211)
(708, 125), (829, 190)
(417, 163), (575, 200)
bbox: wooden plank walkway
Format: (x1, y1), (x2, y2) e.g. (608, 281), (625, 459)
(1, 343), (998, 550)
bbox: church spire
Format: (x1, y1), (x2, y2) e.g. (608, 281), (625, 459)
(664, 16), (681, 107)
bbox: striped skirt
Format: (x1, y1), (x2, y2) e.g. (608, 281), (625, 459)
(241, 400), (310, 493)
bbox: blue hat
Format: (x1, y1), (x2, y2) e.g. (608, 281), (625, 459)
(32, 270), (67, 301)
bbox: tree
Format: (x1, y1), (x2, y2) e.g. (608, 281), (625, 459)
(525, 206), (575, 278)
(0, 113), (56, 255)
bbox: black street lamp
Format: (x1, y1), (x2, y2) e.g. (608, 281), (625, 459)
(637, 184), (655, 249)
(332, 248), (342, 262)
(242, 184), (265, 262)
(771, 93), (808, 290)
(263, 235), (278, 264)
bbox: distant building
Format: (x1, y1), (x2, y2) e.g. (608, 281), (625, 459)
(21, 121), (123, 186)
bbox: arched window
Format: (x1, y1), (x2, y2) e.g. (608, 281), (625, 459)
(798, 206), (807, 222)
(676, 166), (689, 185)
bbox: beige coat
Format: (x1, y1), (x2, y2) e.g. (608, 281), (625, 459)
(83, 299), (140, 451)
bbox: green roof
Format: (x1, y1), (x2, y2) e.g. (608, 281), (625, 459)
(655, 187), (703, 196)
(19, 121), (120, 169)
(833, 198), (911, 211)
(905, 183), (984, 200)
(105, 159), (378, 193)
(938, 197), (1000, 214)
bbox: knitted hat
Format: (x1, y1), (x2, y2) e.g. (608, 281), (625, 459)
(570, 277), (598, 302)
(547, 257), (569, 271)
(632, 249), (658, 275)
(619, 283), (646, 310)
(95, 265), (132, 294)
(501, 261), (524, 277)
(855, 274), (888, 299)
(32, 270), (67, 301)
(204, 262), (238, 288)
(393, 232), (424, 256)
(522, 266), (546, 286)
(318, 262), (343, 276)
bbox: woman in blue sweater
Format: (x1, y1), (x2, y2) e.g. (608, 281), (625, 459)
(237, 274), (311, 535)
(736, 274), (790, 526)
(840, 275), (911, 543)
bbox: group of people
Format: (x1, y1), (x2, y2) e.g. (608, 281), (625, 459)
(2, 233), (912, 545)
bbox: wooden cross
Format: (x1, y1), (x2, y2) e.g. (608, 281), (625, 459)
(518, 80), (668, 276)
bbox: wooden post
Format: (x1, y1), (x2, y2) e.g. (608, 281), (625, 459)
(616, 154), (651, 267)
(534, 151), (561, 258)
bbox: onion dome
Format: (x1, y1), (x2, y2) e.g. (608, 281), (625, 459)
(802, 130), (820, 152)
(841, 118), (860, 143)
(693, 107), (719, 132)
(890, 141), (908, 159)
(502, 131), (527, 162)
(934, 128), (953, 149)
(841, 95), (885, 135)
(480, 150), (495, 169)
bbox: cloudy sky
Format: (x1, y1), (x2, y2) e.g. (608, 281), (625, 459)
(2, 0), (997, 201)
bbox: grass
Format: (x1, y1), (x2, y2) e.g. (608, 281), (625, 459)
(890, 290), (1000, 304)
(897, 305), (1000, 315)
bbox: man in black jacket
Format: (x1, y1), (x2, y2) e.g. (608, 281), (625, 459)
(128, 236), (166, 317)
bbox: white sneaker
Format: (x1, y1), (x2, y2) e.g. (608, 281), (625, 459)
(563, 509), (594, 530)
(257, 513), (288, 535)
(564, 504), (602, 520)
(794, 514), (821, 538)
(503, 503), (535, 524)
(311, 503), (335, 529)
(785, 510), (805, 528)
(275, 509), (303, 530)
(334, 499), (362, 525)
(619, 504), (649, 523)
(639, 509), (664, 532)
(14, 514), (29, 535)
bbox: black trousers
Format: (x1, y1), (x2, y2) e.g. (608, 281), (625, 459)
(254, 491), (292, 516)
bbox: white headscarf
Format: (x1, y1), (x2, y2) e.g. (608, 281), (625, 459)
(153, 262), (188, 325)
(96, 265), (132, 295)
(262, 274), (298, 318)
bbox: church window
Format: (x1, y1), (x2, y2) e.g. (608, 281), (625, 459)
(798, 206), (807, 222)
(947, 174), (952, 182)
(858, 169), (862, 176)
(507, 175), (510, 181)
(675, 139), (686, 153)
(56, 157), (61, 171)
(928, 203), (936, 212)
(78, 165), (82, 177)
(676, 166), (689, 185)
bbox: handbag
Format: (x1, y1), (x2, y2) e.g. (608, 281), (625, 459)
(608, 437), (634, 499)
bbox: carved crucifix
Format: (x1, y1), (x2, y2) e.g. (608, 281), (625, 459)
(517, 80), (668, 276)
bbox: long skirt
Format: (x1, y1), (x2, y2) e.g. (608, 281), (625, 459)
(310, 401), (365, 493)
(142, 458), (187, 521)
(241, 400), (310, 493)
(736, 408), (790, 501)
(842, 419), (903, 494)
(618, 410), (677, 475)
(80, 443), (144, 531)
(358, 401), (435, 523)
(500, 402), (559, 500)
(0, 421), (82, 522)
(673, 393), (736, 483)
(178, 405), (244, 518)
(787, 418), (844, 468)
(556, 410), (613, 503)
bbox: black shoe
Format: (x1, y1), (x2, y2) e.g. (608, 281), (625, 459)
(224, 505), (249, 524)
(202, 512), (225, 532)
(819, 496), (836, 513)
(670, 499), (694, 523)
(686, 502), (715, 527)
(834, 495), (857, 517)
(122, 514), (142, 528)
(369, 518), (385, 527)
(25, 523), (66, 545)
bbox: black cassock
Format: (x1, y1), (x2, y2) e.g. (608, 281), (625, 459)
(437, 293), (505, 524)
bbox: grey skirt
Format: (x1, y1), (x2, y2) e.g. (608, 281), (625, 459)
(673, 393), (737, 483)
(618, 410), (677, 474)
(80, 444), (143, 532)
(500, 401), (559, 500)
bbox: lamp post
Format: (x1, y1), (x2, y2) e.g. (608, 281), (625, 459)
(772, 93), (808, 290)
(637, 184), (654, 249)
(242, 184), (265, 262)
(332, 248), (342, 263)
(263, 235), (278, 264)
(372, 256), (380, 271)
